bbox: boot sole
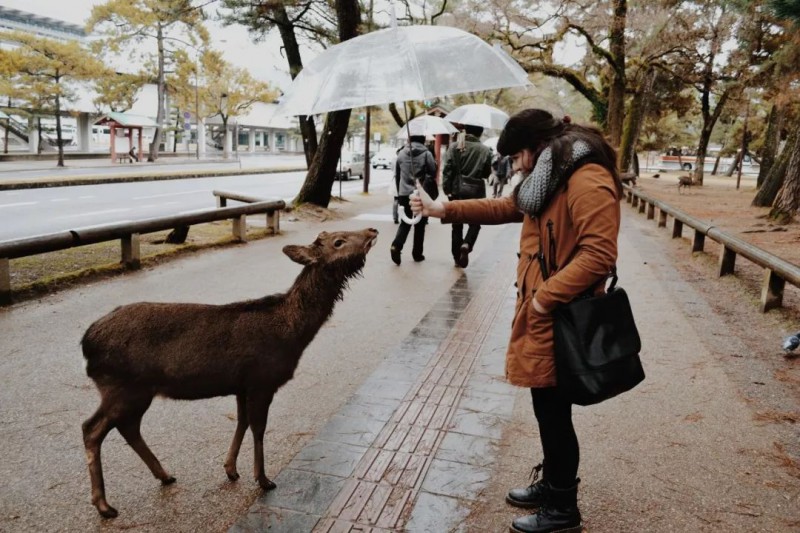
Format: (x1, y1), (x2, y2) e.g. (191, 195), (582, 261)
(509, 524), (582, 533)
(504, 495), (542, 509)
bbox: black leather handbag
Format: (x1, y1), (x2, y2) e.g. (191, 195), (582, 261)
(546, 266), (645, 406)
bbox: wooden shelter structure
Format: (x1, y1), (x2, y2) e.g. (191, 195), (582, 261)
(94, 112), (158, 163)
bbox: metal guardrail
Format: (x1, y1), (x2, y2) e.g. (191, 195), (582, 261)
(623, 184), (800, 312)
(0, 196), (284, 304)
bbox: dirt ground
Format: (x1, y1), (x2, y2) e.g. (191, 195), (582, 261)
(463, 170), (800, 532)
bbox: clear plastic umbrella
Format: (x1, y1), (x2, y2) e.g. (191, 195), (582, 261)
(446, 103), (509, 130)
(395, 115), (458, 139)
(277, 25), (530, 117)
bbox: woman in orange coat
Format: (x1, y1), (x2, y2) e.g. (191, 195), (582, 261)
(411, 109), (621, 533)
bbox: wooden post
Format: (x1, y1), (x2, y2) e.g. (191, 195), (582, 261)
(110, 123), (116, 162)
(0, 258), (10, 304)
(658, 209), (667, 228)
(692, 230), (705, 253)
(626, 191), (633, 204)
(631, 195), (639, 208)
(672, 219), (683, 239)
(638, 199), (646, 213)
(647, 202), (655, 220)
(266, 209), (280, 234)
(718, 245), (736, 276)
(121, 234), (141, 269)
(217, 196), (227, 208)
(760, 269), (785, 312)
(232, 215), (247, 241)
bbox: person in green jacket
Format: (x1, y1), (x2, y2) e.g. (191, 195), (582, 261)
(442, 124), (493, 268)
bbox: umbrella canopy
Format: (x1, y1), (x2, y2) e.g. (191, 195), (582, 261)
(396, 115), (458, 139)
(483, 136), (500, 151)
(446, 103), (509, 130)
(277, 25), (530, 116)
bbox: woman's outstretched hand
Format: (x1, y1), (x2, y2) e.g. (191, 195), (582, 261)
(412, 180), (446, 219)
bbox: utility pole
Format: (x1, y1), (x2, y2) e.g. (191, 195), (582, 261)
(362, 0), (374, 194)
(736, 94), (750, 190)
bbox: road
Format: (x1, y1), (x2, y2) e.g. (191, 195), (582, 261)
(0, 168), (394, 241)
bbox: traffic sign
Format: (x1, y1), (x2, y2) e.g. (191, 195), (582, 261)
(183, 111), (191, 119)
(183, 122), (191, 130)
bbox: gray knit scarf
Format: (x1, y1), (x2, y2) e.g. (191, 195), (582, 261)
(516, 139), (592, 217)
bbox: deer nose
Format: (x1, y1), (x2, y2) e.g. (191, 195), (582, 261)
(367, 228), (378, 236)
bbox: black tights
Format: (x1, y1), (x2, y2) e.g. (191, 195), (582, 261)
(531, 387), (579, 489)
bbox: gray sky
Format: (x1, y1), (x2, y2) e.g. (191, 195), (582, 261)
(1, 0), (294, 89)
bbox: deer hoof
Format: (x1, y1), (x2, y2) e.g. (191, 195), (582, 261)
(96, 503), (119, 519)
(161, 476), (176, 485)
(258, 477), (276, 491)
(226, 471), (240, 482)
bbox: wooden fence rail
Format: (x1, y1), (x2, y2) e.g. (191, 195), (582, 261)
(0, 197), (284, 304)
(623, 185), (800, 312)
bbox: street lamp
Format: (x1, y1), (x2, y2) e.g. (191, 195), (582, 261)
(194, 52), (200, 160)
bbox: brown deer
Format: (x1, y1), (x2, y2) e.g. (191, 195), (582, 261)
(80, 228), (378, 518)
(677, 175), (694, 193)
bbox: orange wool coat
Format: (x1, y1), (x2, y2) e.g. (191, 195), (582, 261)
(442, 163), (621, 388)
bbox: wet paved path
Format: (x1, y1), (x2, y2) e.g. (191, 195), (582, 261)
(233, 230), (520, 532)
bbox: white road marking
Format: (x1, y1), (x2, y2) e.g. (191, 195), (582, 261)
(55, 208), (132, 219)
(133, 189), (209, 200)
(50, 198), (69, 202)
(353, 213), (395, 222)
(0, 201), (37, 208)
(78, 195), (95, 199)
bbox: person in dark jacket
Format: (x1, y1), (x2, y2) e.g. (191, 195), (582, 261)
(492, 154), (512, 198)
(390, 135), (438, 265)
(442, 124), (492, 267)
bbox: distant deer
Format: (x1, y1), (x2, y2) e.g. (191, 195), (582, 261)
(80, 228), (379, 518)
(620, 171), (638, 187)
(677, 175), (694, 193)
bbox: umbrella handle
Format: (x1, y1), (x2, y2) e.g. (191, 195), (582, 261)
(398, 190), (422, 225)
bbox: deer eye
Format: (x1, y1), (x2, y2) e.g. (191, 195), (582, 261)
(334, 239), (346, 248)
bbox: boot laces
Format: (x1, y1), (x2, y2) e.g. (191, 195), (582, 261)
(527, 462), (543, 488)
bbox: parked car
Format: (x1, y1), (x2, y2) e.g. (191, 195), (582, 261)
(371, 150), (397, 169)
(336, 152), (365, 180)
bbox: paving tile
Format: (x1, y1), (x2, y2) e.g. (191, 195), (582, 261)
(448, 408), (507, 440)
(315, 413), (388, 447)
(368, 361), (426, 384)
(230, 507), (321, 533)
(404, 491), (470, 533)
(419, 458), (492, 500)
(466, 373), (515, 395)
(255, 468), (348, 515)
(375, 487), (415, 529)
(338, 394), (399, 423)
(458, 389), (515, 419)
(355, 377), (414, 402)
(436, 432), (500, 468)
(289, 440), (368, 478)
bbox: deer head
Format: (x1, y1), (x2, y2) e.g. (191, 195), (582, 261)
(283, 228), (378, 278)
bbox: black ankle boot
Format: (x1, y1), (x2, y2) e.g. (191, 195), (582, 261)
(510, 482), (582, 533)
(506, 464), (548, 509)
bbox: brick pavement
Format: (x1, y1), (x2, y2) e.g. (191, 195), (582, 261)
(232, 228), (521, 532)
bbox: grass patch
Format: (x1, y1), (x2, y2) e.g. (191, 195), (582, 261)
(8, 219), (275, 303)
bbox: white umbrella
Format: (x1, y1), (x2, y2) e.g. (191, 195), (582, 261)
(483, 136), (500, 151)
(395, 115), (458, 139)
(446, 103), (509, 130)
(277, 25), (530, 117)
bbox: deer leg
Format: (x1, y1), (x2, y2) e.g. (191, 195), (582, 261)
(247, 392), (276, 491)
(117, 411), (175, 485)
(224, 393), (248, 481)
(82, 402), (118, 518)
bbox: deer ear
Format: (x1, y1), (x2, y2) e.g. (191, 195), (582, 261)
(283, 245), (318, 265)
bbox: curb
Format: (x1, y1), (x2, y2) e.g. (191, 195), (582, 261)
(0, 166), (308, 191)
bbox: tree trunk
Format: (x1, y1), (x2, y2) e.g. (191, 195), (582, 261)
(711, 149), (722, 175)
(693, 126), (713, 185)
(757, 103), (783, 187)
(275, 5), (318, 166)
(173, 108), (179, 152)
(725, 150), (742, 177)
(618, 67), (653, 172)
(606, 0), (627, 148)
(293, 0), (361, 208)
(769, 124), (800, 222)
(55, 78), (64, 167)
(149, 22), (166, 162)
(752, 124), (797, 207)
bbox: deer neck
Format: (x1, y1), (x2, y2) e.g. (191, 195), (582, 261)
(284, 265), (350, 341)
